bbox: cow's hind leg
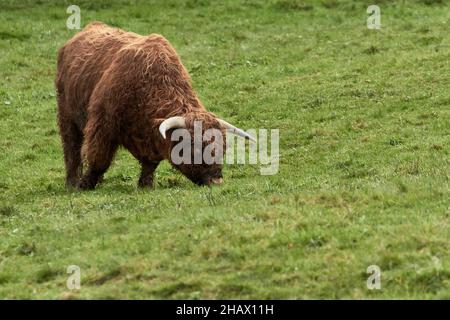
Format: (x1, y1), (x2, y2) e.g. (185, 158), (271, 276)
(77, 118), (118, 190)
(58, 118), (83, 188)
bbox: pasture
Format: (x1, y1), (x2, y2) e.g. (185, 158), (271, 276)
(0, 0), (449, 299)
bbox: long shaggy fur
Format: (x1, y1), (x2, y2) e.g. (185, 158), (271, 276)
(56, 22), (224, 189)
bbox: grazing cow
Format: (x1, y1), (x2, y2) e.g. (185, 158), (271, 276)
(56, 22), (253, 189)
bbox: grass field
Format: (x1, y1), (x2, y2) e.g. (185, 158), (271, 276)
(0, 0), (449, 299)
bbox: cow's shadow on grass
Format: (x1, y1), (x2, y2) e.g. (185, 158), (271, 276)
(27, 174), (191, 199)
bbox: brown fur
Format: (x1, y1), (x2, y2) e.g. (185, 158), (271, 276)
(56, 22), (224, 189)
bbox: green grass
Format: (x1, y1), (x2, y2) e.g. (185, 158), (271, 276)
(0, 0), (449, 299)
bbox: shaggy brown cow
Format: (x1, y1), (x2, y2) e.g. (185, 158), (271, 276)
(56, 22), (253, 189)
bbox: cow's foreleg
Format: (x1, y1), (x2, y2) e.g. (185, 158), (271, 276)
(138, 160), (159, 188)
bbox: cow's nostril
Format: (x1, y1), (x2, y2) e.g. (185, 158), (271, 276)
(210, 177), (223, 185)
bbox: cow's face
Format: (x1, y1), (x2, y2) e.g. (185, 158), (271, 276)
(173, 162), (223, 186)
(159, 112), (254, 186)
(167, 115), (225, 186)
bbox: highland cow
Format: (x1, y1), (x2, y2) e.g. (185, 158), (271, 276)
(56, 22), (253, 189)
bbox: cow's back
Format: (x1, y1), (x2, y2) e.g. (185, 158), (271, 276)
(56, 22), (142, 126)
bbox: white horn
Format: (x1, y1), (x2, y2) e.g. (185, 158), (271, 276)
(159, 116), (186, 139)
(217, 119), (256, 143)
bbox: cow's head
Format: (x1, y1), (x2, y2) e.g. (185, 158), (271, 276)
(159, 112), (255, 186)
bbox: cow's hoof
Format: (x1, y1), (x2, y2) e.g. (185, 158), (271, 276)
(76, 179), (96, 190)
(138, 177), (154, 188)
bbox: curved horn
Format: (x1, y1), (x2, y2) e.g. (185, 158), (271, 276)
(217, 119), (256, 143)
(159, 116), (186, 139)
